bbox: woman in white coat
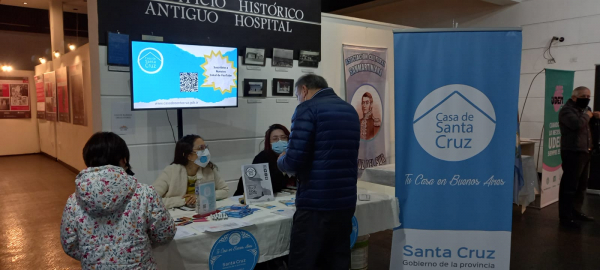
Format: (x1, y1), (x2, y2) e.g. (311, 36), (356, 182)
(153, 135), (229, 209)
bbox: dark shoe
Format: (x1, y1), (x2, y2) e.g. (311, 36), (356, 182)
(560, 219), (581, 228)
(574, 212), (595, 222)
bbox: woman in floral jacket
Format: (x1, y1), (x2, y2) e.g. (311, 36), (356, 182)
(60, 132), (176, 270)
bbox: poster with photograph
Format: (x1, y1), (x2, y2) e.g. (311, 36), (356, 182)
(44, 72), (57, 121)
(241, 163), (275, 204)
(69, 64), (87, 126)
(56, 66), (70, 123)
(343, 45), (388, 176)
(299, 50), (320, 68)
(35, 75), (45, 118)
(244, 48), (266, 66)
(272, 79), (294, 96)
(272, 48), (293, 68)
(0, 77), (31, 119)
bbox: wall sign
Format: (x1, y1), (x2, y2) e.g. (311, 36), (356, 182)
(97, 0), (321, 59)
(56, 66), (70, 123)
(35, 75), (45, 118)
(44, 72), (57, 122)
(209, 229), (259, 270)
(0, 77), (31, 119)
(69, 64), (87, 126)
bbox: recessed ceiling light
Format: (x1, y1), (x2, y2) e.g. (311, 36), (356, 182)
(24, 2), (28, 4)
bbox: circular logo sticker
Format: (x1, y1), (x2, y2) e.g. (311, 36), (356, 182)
(210, 230), (259, 270)
(245, 167), (257, 178)
(137, 47), (164, 74)
(413, 84), (496, 162)
(350, 216), (358, 248)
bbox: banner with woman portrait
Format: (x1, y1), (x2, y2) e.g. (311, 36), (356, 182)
(343, 45), (388, 175)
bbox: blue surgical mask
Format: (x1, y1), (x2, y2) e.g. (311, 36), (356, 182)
(271, 140), (288, 154)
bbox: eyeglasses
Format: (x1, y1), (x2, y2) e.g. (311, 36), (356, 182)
(271, 135), (288, 141)
(194, 144), (209, 151)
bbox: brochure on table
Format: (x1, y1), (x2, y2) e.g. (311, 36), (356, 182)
(241, 163), (275, 204)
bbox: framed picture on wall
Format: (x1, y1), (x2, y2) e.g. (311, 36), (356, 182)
(299, 50), (320, 68)
(272, 48), (294, 68)
(244, 48), (266, 66)
(244, 79), (267, 97)
(272, 78), (294, 97)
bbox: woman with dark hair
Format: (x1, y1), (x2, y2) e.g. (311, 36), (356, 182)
(60, 132), (175, 269)
(153, 134), (229, 209)
(234, 124), (296, 196)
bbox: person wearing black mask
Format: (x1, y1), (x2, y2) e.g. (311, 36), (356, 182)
(558, 86), (600, 227)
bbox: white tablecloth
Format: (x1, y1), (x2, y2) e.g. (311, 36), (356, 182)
(361, 164), (396, 187)
(153, 190), (400, 270)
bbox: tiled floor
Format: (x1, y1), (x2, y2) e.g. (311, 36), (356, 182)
(0, 154), (80, 269)
(3, 154), (600, 269)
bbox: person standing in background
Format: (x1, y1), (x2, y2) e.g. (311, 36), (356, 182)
(278, 74), (360, 270)
(558, 86), (600, 227)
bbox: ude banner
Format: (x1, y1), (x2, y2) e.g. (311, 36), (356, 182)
(392, 29), (521, 269)
(541, 69), (574, 207)
(343, 45), (388, 175)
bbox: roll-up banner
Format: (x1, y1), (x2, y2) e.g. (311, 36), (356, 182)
(392, 29), (522, 269)
(343, 45), (388, 175)
(540, 69), (574, 207)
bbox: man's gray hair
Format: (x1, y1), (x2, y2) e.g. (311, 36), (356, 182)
(295, 74), (328, 90)
(573, 86), (590, 97)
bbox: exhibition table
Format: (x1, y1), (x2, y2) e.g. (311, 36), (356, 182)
(153, 184), (400, 270)
(360, 164), (396, 186)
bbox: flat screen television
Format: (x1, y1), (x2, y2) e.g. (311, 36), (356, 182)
(130, 41), (238, 110)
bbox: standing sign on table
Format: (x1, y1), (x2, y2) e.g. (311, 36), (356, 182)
(392, 29), (522, 269)
(541, 69), (574, 207)
(343, 45), (388, 176)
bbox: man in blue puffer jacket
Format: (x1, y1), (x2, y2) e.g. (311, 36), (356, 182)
(278, 74), (360, 270)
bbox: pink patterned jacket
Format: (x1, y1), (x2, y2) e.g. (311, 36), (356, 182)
(60, 166), (176, 270)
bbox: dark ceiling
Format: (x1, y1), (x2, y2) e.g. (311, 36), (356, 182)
(0, 5), (87, 37)
(322, 0), (375, 13)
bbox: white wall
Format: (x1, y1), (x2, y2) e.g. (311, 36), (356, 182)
(35, 44), (97, 170)
(456, 0), (599, 169)
(0, 70), (40, 156)
(89, 10), (407, 194)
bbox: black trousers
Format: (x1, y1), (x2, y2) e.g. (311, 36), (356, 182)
(288, 209), (355, 270)
(559, 150), (591, 220)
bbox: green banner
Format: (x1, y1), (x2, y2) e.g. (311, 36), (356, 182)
(541, 69), (574, 207)
(544, 69), (574, 168)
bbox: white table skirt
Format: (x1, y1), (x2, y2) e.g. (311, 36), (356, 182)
(153, 190), (400, 270)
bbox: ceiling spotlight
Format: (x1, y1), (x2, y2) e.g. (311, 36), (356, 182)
(39, 58), (47, 64)
(53, 51), (61, 58)
(24, 2), (28, 5)
(68, 44), (76, 51)
(1, 66), (13, 72)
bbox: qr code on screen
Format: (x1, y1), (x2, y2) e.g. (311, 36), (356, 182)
(180, 72), (198, 92)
